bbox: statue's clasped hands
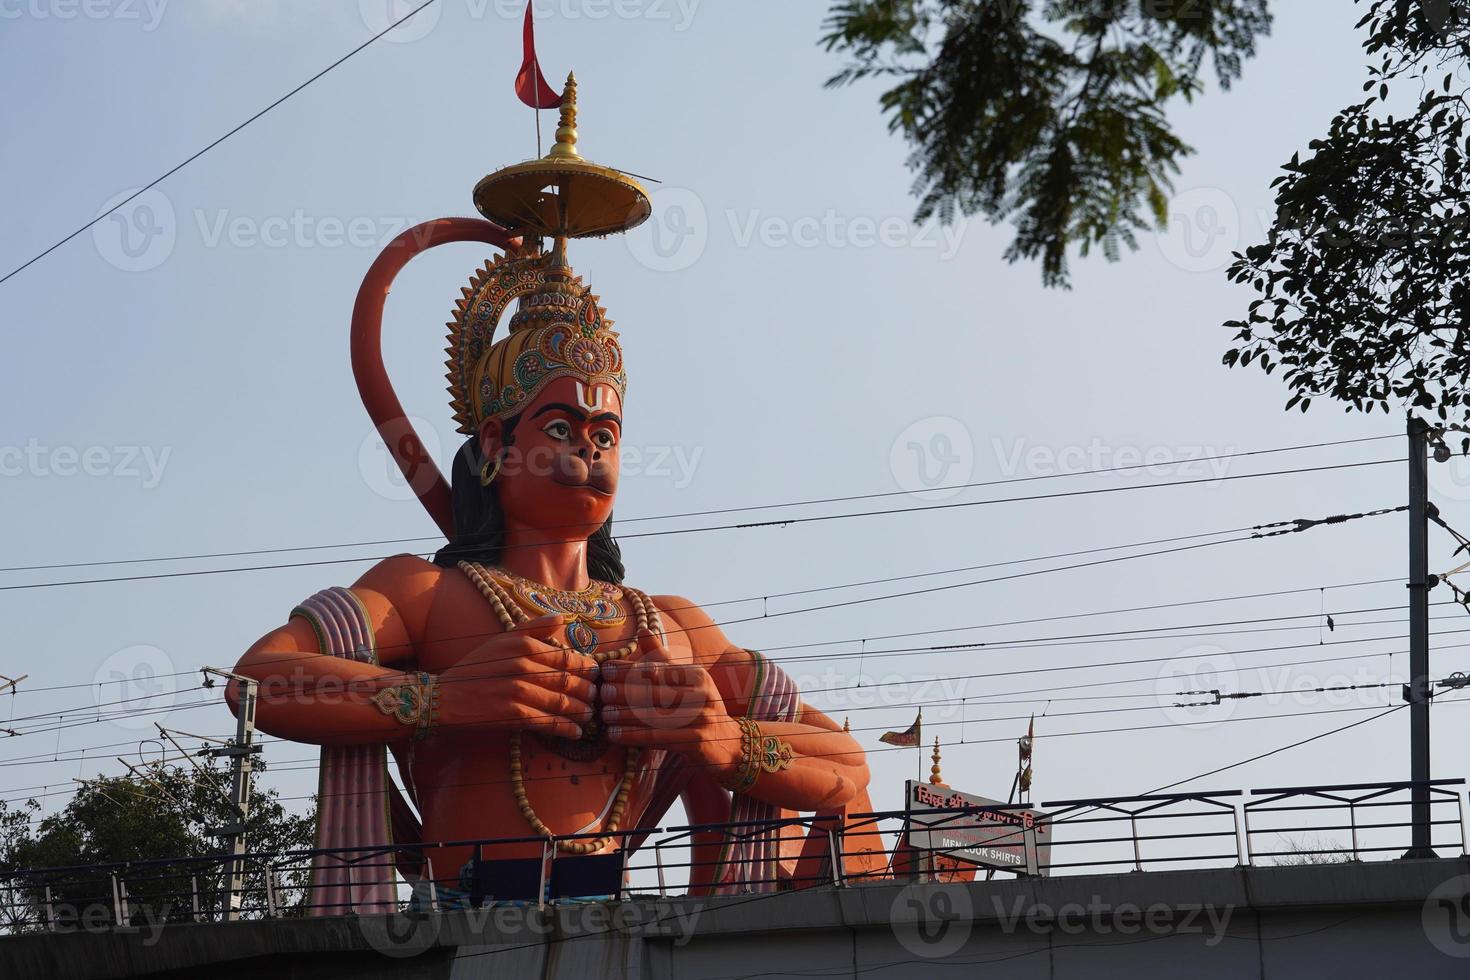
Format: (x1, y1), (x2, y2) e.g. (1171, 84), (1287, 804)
(599, 629), (740, 768)
(436, 613), (599, 740)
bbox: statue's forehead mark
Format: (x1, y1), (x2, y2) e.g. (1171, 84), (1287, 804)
(575, 381), (605, 413)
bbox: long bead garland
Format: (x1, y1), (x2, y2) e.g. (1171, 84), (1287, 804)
(458, 561), (659, 854)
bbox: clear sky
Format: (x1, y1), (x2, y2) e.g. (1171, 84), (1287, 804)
(1, 2), (1461, 855)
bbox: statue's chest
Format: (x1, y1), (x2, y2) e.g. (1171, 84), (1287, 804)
(453, 563), (675, 665)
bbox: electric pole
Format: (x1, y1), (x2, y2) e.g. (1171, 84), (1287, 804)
(201, 668), (260, 920)
(1406, 417), (1435, 858)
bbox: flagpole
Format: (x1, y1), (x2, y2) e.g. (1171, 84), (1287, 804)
(916, 707), (923, 783)
(535, 71), (544, 156)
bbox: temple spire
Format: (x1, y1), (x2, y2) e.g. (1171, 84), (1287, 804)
(929, 736), (945, 786)
(548, 72), (580, 160)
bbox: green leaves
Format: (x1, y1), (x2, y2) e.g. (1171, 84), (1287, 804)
(822, 0), (1273, 286)
(0, 759), (315, 928)
(1224, 0), (1470, 424)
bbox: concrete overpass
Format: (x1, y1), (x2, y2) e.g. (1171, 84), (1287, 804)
(5, 856), (1470, 978)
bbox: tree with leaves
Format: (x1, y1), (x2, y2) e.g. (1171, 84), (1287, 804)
(0, 759), (313, 932)
(1224, 0), (1470, 426)
(822, 0), (1273, 286)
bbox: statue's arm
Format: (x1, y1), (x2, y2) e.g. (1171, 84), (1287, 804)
(226, 555), (438, 746)
(703, 646), (871, 812)
(601, 596), (870, 812)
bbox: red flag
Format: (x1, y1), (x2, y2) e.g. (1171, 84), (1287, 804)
(880, 711), (922, 748)
(515, 1), (562, 109)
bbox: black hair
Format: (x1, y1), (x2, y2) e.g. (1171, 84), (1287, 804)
(432, 418), (626, 584)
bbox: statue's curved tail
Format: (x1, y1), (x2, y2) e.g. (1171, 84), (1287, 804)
(351, 218), (518, 538)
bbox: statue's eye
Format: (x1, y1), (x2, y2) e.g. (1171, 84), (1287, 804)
(541, 420), (572, 441)
(591, 428), (616, 449)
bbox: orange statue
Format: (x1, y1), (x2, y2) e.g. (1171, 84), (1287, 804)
(228, 75), (877, 903)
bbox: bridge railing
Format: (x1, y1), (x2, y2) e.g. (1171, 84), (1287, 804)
(1243, 778), (1467, 863)
(1, 778), (1465, 933)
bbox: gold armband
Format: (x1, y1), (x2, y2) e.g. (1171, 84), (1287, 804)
(371, 672), (439, 741)
(722, 717), (795, 795)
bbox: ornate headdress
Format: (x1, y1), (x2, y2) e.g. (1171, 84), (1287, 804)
(445, 73), (649, 433)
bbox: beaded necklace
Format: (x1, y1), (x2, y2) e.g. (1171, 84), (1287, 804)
(459, 562), (657, 662)
(458, 561), (659, 854)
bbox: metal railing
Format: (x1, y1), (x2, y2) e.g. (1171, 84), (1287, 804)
(1, 778), (1464, 934)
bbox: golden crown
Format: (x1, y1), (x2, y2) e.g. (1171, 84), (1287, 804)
(445, 74), (649, 434)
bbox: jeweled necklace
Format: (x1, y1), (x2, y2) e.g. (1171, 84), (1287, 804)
(458, 560), (660, 854)
(460, 561), (655, 663)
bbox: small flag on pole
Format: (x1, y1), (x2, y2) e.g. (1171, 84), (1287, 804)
(515, 0), (563, 109)
(1018, 714), (1035, 795)
(880, 710), (922, 747)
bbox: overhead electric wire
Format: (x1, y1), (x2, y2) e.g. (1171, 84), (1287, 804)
(2, 626), (1444, 773)
(7, 686), (1405, 814)
(0, 508), (1367, 684)
(12, 619), (1461, 746)
(5, 598), (1447, 727)
(7, 572), (1406, 697)
(0, 434), (1399, 576)
(0, 458), (1401, 591)
(184, 698), (1432, 810)
(0, 0), (443, 287)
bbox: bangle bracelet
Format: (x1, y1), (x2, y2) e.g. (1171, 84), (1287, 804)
(371, 672), (439, 740)
(722, 717), (794, 795)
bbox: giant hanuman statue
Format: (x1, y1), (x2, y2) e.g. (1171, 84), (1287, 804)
(227, 75), (881, 906)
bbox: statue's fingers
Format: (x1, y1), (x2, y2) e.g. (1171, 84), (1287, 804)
(600, 676), (703, 710)
(519, 712), (583, 741)
(514, 613), (569, 645)
(633, 628), (673, 663)
(600, 659), (691, 690)
(517, 647), (599, 683)
(505, 679), (593, 725)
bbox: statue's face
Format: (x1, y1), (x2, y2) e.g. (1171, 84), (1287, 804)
(480, 375), (622, 533)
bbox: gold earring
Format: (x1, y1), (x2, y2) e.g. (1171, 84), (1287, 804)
(480, 456), (502, 487)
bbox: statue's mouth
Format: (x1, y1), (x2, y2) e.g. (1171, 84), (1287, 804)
(550, 471), (616, 495)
